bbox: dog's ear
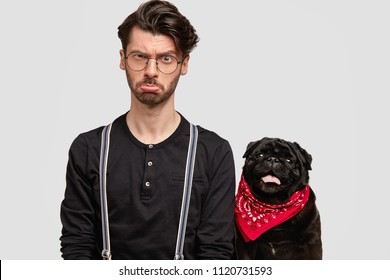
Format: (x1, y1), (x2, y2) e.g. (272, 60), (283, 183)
(243, 138), (270, 158)
(292, 142), (312, 170)
(243, 141), (259, 159)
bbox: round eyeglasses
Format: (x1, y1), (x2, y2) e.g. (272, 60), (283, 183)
(125, 52), (182, 74)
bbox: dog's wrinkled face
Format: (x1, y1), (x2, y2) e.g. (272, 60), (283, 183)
(243, 137), (312, 204)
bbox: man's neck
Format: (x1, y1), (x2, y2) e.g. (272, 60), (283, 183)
(126, 100), (181, 144)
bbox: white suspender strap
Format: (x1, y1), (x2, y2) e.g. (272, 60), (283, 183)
(99, 123), (112, 260)
(99, 122), (198, 260)
(174, 123), (198, 260)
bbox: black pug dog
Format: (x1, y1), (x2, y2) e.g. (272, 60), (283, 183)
(234, 137), (322, 259)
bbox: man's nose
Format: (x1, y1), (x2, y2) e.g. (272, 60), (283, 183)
(144, 58), (159, 77)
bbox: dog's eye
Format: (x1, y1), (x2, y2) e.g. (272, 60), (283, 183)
(255, 153), (264, 158)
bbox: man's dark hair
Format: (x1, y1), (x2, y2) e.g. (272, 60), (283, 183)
(118, 0), (199, 57)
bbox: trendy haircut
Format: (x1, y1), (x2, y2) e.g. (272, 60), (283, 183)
(118, 0), (199, 57)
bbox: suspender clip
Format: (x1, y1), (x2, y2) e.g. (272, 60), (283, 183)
(102, 249), (112, 260)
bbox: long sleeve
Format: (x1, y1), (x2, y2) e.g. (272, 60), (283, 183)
(60, 115), (236, 260)
(196, 140), (236, 259)
(60, 134), (100, 260)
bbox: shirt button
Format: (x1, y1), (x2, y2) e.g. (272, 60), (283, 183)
(147, 161), (153, 167)
(148, 144), (154, 149)
(145, 181), (151, 187)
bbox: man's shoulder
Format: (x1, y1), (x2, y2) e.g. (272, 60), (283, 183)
(193, 125), (234, 170)
(197, 125), (224, 140)
(68, 126), (104, 154)
(196, 125), (232, 151)
(72, 114), (125, 145)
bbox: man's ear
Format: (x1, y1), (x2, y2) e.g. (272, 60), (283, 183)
(119, 49), (126, 70)
(180, 55), (190, 75)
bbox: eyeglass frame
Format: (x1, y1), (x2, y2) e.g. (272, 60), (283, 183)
(124, 51), (184, 74)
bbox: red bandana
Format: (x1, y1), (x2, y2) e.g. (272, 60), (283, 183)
(235, 175), (310, 242)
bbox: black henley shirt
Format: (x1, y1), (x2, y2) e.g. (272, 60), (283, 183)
(60, 113), (236, 259)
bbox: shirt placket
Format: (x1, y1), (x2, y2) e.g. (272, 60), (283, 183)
(141, 144), (156, 200)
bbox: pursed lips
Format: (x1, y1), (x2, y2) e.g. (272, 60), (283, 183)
(139, 84), (161, 93)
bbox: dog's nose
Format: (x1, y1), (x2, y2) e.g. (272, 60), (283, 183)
(267, 157), (279, 164)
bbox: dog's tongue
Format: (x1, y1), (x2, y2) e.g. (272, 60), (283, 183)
(261, 175), (281, 185)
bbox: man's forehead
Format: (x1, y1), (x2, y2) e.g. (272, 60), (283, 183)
(126, 26), (179, 54)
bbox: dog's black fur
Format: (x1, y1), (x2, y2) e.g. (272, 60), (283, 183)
(235, 137), (322, 260)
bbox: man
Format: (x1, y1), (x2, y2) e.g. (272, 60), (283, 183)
(60, 0), (235, 260)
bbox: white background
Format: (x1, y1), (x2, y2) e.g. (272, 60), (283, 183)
(0, 0), (389, 260)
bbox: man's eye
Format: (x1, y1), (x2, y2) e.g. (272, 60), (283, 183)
(159, 55), (173, 63)
(131, 53), (146, 60)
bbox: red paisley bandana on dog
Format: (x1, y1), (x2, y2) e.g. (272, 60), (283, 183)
(235, 175), (310, 242)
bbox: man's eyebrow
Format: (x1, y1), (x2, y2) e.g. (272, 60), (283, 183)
(126, 49), (146, 54)
(127, 49), (179, 57)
